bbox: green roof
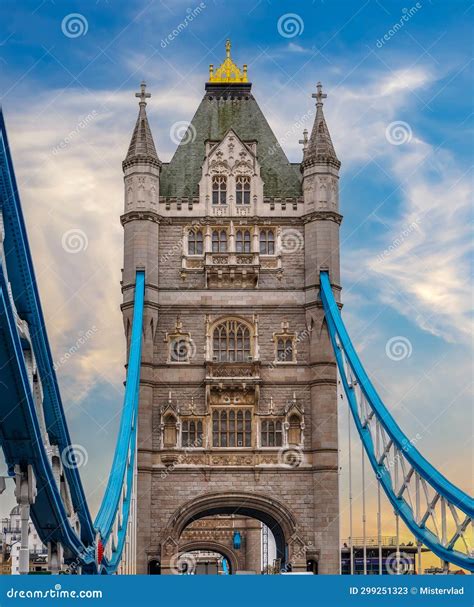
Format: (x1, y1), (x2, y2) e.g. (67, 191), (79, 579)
(160, 84), (302, 198)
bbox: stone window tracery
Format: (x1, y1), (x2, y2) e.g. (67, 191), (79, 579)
(259, 229), (275, 255)
(181, 419), (204, 448)
(212, 175), (227, 205)
(212, 229), (227, 253)
(236, 229), (251, 253)
(212, 319), (251, 362)
(188, 230), (203, 255)
(261, 419), (283, 447)
(273, 321), (297, 363)
(236, 175), (250, 205)
(277, 338), (293, 362)
(212, 409), (252, 447)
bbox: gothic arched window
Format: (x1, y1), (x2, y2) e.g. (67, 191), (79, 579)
(261, 419), (283, 447)
(212, 409), (252, 447)
(212, 319), (251, 362)
(212, 175), (227, 205)
(212, 230), (227, 253)
(277, 338), (293, 362)
(236, 230), (251, 253)
(188, 230), (203, 255)
(259, 230), (275, 255)
(236, 176), (250, 205)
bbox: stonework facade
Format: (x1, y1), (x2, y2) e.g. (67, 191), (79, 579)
(121, 45), (342, 574)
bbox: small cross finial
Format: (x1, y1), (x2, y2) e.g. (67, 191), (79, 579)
(312, 81), (327, 106)
(135, 81), (151, 106)
(299, 129), (309, 151)
(226, 39), (231, 58)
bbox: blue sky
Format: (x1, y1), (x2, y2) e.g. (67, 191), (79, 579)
(0, 0), (472, 545)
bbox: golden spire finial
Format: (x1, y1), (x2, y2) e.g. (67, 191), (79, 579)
(208, 39), (248, 83)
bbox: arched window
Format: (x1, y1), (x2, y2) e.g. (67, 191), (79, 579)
(261, 419), (283, 447)
(277, 338), (294, 362)
(212, 230), (227, 253)
(288, 414), (301, 445)
(213, 409), (252, 447)
(212, 319), (251, 362)
(236, 176), (250, 205)
(163, 414), (177, 448)
(236, 230), (251, 253)
(259, 230), (275, 255)
(182, 419), (203, 448)
(188, 230), (203, 255)
(212, 175), (227, 205)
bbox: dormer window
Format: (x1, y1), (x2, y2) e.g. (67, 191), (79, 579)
(212, 230), (227, 253)
(188, 230), (203, 255)
(236, 176), (250, 205)
(236, 230), (251, 253)
(212, 175), (227, 205)
(259, 230), (275, 255)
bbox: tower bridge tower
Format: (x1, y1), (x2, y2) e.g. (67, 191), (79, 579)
(121, 41), (342, 574)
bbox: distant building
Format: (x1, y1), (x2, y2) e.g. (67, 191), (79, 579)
(0, 506), (46, 575)
(341, 537), (427, 575)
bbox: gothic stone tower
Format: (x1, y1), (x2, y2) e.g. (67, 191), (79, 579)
(121, 42), (342, 575)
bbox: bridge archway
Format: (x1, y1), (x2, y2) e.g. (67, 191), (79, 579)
(160, 491), (301, 573)
(178, 540), (239, 574)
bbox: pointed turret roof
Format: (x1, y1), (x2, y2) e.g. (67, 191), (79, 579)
(302, 82), (340, 170)
(123, 82), (161, 170)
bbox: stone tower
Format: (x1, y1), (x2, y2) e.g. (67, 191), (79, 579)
(121, 42), (342, 575)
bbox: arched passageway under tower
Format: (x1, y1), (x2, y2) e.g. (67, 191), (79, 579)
(157, 491), (307, 574)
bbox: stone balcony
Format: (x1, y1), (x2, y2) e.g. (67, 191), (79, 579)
(205, 360), (262, 403)
(181, 251), (281, 288)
